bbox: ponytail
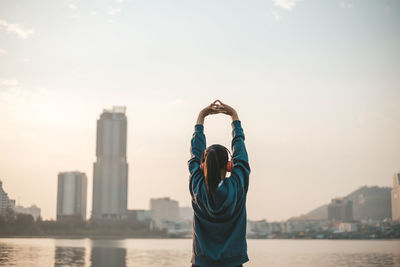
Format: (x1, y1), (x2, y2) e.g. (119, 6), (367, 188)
(202, 144), (229, 194)
(205, 149), (220, 193)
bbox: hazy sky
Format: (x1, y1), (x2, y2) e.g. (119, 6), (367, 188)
(0, 0), (399, 221)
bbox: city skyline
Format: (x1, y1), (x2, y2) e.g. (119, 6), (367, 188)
(0, 175), (394, 223)
(0, 0), (399, 221)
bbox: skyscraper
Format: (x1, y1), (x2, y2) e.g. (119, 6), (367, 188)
(392, 172), (400, 221)
(92, 107), (128, 221)
(57, 171), (87, 221)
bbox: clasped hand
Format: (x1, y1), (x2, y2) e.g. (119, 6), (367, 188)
(197, 100), (239, 125)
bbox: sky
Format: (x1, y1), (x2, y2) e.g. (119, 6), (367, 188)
(0, 0), (399, 221)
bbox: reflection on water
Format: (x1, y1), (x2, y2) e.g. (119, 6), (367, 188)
(53, 241), (127, 267)
(0, 238), (399, 267)
(0, 239), (53, 266)
(0, 243), (11, 266)
(333, 253), (398, 267)
(126, 249), (190, 267)
(54, 247), (85, 266)
(91, 247), (126, 267)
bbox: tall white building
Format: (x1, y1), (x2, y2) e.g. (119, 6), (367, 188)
(0, 180), (15, 216)
(392, 172), (400, 221)
(150, 197), (179, 225)
(57, 172), (87, 221)
(92, 107), (128, 221)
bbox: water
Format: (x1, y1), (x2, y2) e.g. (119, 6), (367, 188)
(0, 238), (399, 267)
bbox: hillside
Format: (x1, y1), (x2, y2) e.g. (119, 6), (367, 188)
(301, 186), (392, 221)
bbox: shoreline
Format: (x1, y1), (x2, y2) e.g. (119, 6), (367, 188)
(0, 235), (398, 240)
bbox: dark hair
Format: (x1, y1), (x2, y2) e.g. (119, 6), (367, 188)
(202, 144), (229, 193)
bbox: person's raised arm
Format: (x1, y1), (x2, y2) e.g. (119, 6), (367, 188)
(188, 102), (223, 197)
(218, 101), (250, 192)
(189, 102), (221, 174)
(217, 101), (239, 123)
(196, 101), (222, 125)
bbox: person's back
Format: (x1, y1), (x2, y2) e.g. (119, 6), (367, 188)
(188, 100), (250, 267)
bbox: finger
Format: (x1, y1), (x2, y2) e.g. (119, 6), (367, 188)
(212, 104), (223, 108)
(210, 106), (222, 111)
(211, 104), (223, 109)
(212, 107), (224, 113)
(211, 101), (221, 108)
(214, 105), (225, 111)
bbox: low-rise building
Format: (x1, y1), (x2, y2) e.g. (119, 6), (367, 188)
(338, 222), (359, 232)
(247, 220), (270, 238)
(150, 197), (179, 227)
(179, 206), (193, 221)
(286, 216), (326, 234)
(126, 209), (152, 223)
(14, 205), (41, 221)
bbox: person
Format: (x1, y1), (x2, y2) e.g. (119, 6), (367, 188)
(188, 100), (250, 267)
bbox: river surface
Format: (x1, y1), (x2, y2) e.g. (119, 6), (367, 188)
(0, 238), (399, 267)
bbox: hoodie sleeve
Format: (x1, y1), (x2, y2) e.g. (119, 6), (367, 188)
(231, 120), (250, 193)
(188, 124), (206, 198)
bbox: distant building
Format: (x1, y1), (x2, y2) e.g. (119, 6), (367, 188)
(126, 209), (152, 224)
(57, 172), (87, 221)
(392, 172), (400, 221)
(179, 206), (193, 221)
(150, 197), (179, 226)
(285, 215), (327, 234)
(0, 180), (15, 216)
(328, 198), (353, 222)
(14, 205), (41, 221)
(338, 222), (358, 232)
(160, 220), (192, 237)
(247, 219), (270, 238)
(92, 107), (128, 221)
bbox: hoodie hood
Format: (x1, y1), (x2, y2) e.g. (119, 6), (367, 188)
(194, 177), (242, 221)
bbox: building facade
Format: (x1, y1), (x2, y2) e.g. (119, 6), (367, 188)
(126, 209), (152, 224)
(57, 172), (87, 221)
(328, 198), (353, 222)
(338, 222), (359, 232)
(92, 107), (128, 221)
(150, 197), (179, 226)
(14, 205), (41, 221)
(0, 180), (15, 216)
(179, 206), (193, 221)
(392, 172), (400, 221)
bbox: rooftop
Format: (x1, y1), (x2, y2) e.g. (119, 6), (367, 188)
(103, 106), (126, 114)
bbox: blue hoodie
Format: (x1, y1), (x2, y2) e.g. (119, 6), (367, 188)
(188, 120), (250, 267)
